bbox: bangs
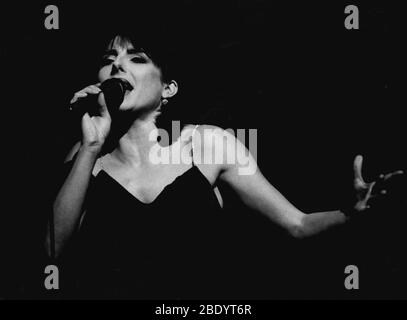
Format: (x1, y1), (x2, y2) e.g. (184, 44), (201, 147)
(107, 35), (133, 50)
(106, 35), (152, 59)
(100, 32), (181, 84)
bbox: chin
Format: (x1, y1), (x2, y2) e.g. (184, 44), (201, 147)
(119, 96), (137, 110)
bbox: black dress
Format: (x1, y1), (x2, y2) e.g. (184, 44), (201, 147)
(56, 134), (238, 299)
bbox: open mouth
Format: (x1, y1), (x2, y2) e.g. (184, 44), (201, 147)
(101, 78), (135, 103)
(107, 77), (134, 93)
(118, 78), (134, 93)
(124, 80), (134, 91)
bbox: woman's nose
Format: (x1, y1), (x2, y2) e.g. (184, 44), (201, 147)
(111, 59), (125, 75)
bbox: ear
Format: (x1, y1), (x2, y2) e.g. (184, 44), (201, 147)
(161, 80), (178, 99)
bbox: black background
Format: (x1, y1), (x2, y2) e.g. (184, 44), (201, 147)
(0, 0), (406, 299)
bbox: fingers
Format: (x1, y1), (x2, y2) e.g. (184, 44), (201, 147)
(373, 169), (404, 187)
(353, 159), (403, 211)
(368, 170), (403, 203)
(365, 180), (375, 200)
(382, 170), (404, 181)
(353, 155), (403, 184)
(81, 112), (92, 133)
(70, 84), (102, 105)
(70, 92), (86, 105)
(99, 101), (110, 118)
(369, 169), (403, 198)
(368, 188), (387, 200)
(353, 154), (366, 184)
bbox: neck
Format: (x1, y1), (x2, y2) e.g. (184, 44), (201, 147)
(112, 112), (161, 167)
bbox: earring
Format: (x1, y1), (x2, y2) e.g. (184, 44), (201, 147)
(162, 99), (168, 105)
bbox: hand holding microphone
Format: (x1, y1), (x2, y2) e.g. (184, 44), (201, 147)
(69, 78), (130, 153)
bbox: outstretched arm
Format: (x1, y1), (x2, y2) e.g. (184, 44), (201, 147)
(202, 126), (403, 238)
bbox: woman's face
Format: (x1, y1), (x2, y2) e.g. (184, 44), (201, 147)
(98, 37), (164, 112)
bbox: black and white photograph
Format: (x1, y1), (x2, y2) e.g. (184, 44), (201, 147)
(0, 0), (406, 309)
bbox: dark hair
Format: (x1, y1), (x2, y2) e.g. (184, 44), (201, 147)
(100, 32), (181, 85)
(84, 28), (205, 128)
(99, 32), (197, 133)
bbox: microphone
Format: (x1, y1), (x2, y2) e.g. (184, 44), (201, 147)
(69, 78), (132, 116)
(100, 78), (132, 114)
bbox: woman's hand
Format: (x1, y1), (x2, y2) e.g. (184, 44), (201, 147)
(70, 83), (111, 153)
(353, 155), (404, 212)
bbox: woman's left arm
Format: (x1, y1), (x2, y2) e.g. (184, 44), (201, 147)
(203, 126), (403, 238)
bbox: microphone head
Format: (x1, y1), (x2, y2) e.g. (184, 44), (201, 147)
(100, 78), (130, 113)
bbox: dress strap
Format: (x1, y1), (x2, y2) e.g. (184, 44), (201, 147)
(191, 125), (200, 166)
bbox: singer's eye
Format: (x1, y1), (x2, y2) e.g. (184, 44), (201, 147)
(130, 56), (147, 63)
(100, 57), (114, 66)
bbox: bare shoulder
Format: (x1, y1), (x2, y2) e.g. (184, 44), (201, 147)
(184, 124), (236, 177)
(193, 124), (258, 178)
(194, 125), (238, 160)
(184, 124), (234, 147)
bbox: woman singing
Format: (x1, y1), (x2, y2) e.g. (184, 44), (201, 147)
(46, 33), (402, 299)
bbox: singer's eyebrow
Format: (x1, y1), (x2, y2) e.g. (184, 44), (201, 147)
(103, 48), (147, 56)
(126, 48), (145, 55)
(103, 49), (118, 57)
